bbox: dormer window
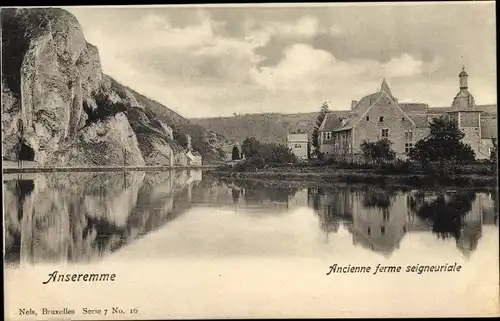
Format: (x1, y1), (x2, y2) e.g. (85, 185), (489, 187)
(379, 116), (384, 122)
(366, 116), (370, 121)
(401, 117), (405, 122)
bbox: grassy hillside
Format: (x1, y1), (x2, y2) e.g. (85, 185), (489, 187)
(191, 111), (350, 144)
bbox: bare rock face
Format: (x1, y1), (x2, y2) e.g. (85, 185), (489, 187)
(45, 112), (146, 166)
(19, 10), (88, 164)
(1, 8), (206, 167)
(1, 82), (21, 160)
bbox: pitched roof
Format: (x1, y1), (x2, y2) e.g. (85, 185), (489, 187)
(399, 103), (429, 114)
(408, 114), (429, 128)
(287, 133), (308, 141)
(425, 107), (450, 114)
(318, 110), (350, 131)
(477, 104), (497, 114)
(331, 92), (384, 132)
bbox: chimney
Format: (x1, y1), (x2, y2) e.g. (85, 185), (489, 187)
(351, 100), (358, 110)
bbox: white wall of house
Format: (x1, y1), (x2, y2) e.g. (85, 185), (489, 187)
(287, 134), (309, 159)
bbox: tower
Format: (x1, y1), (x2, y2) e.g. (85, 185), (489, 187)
(447, 65), (482, 159)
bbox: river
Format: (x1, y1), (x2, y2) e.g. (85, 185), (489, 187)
(3, 170), (499, 318)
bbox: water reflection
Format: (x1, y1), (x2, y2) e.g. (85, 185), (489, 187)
(4, 170), (202, 266)
(3, 172), (498, 266)
(307, 186), (498, 257)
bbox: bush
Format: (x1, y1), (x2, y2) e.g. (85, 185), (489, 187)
(376, 160), (413, 175)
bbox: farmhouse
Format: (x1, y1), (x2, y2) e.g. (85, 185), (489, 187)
(318, 67), (497, 160)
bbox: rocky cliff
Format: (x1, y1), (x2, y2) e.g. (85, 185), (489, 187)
(1, 8), (226, 166)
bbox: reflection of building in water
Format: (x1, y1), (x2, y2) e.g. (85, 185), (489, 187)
(307, 187), (498, 257)
(308, 187), (409, 255)
(407, 190), (498, 257)
(189, 179), (302, 215)
(456, 192), (497, 257)
(351, 189), (408, 257)
(288, 188), (309, 209)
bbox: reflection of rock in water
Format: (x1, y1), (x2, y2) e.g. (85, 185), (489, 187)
(4, 179), (35, 263)
(3, 170), (202, 265)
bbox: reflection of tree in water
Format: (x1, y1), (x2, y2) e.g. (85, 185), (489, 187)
(492, 191), (499, 225)
(409, 191), (476, 239)
(232, 189), (240, 203)
(225, 179), (300, 204)
(361, 187), (397, 209)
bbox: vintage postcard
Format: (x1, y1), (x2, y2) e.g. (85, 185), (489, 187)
(2, 2), (499, 319)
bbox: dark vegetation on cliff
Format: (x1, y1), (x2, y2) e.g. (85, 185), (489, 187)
(107, 77), (228, 161)
(2, 8), (53, 98)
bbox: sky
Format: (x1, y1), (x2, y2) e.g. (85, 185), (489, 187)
(65, 2), (497, 119)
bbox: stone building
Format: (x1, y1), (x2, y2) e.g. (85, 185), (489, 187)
(318, 67), (497, 160)
(286, 133), (309, 160)
(185, 134), (203, 166)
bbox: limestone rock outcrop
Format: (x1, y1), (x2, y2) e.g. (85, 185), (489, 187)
(2, 8), (222, 166)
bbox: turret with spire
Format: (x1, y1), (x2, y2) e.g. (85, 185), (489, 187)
(451, 64), (476, 110)
(459, 65), (468, 89)
(447, 64), (481, 159)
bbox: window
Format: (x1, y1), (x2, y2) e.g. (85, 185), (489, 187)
(402, 117), (405, 122)
(294, 144), (301, 148)
(381, 129), (389, 137)
(367, 227), (371, 236)
(382, 211), (390, 222)
(381, 226), (386, 235)
(405, 130), (413, 142)
(405, 143), (414, 153)
(379, 116), (384, 122)
(325, 132), (332, 140)
(366, 116), (370, 121)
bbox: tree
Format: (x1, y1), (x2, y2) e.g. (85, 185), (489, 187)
(361, 138), (396, 164)
(408, 116), (475, 170)
(490, 138), (497, 163)
(311, 101), (329, 159)
(236, 137), (297, 171)
(232, 145), (240, 160)
(241, 137), (260, 158)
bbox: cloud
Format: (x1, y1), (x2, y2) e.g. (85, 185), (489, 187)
(251, 45), (441, 92)
(66, 5), (495, 118)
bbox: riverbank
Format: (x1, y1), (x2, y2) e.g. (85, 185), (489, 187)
(2, 165), (218, 174)
(208, 167), (498, 189)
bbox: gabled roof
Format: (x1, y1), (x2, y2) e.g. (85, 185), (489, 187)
(425, 107), (450, 114)
(332, 89), (415, 132)
(408, 114), (429, 128)
(399, 103), (429, 114)
(331, 92), (384, 132)
(318, 110), (350, 132)
(477, 104), (497, 114)
(287, 133), (308, 141)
